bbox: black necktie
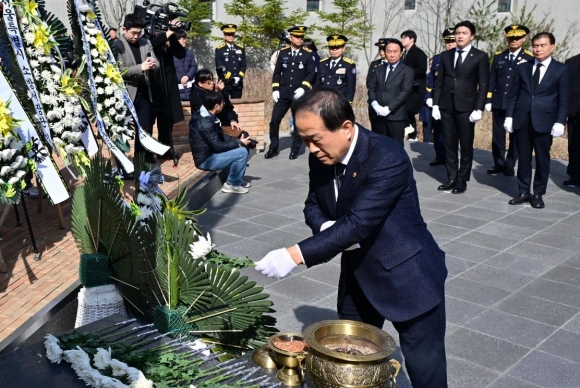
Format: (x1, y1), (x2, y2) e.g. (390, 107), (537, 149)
(335, 163), (346, 190)
(402, 50), (407, 61)
(330, 60), (336, 70)
(509, 53), (514, 66)
(533, 63), (543, 91)
(455, 50), (463, 70)
(385, 65), (393, 83)
(292, 51), (297, 61)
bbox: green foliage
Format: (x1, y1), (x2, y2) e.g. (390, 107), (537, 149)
(314, 0), (373, 54)
(204, 250), (255, 271)
(178, 0), (213, 37)
(468, 0), (508, 58)
(222, 0), (262, 49)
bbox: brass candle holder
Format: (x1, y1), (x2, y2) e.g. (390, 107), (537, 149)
(267, 333), (308, 386)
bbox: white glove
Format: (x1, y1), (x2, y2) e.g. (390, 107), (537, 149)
(469, 110), (482, 123)
(551, 123), (565, 137)
(504, 117), (513, 133)
(382, 106), (391, 116)
(293, 87), (305, 100)
(255, 248), (297, 279)
(233, 77), (240, 85)
(432, 105), (441, 121)
(272, 91), (279, 103)
(319, 220), (360, 251)
(485, 103), (492, 112)
(371, 101), (384, 116)
(426, 98), (433, 108)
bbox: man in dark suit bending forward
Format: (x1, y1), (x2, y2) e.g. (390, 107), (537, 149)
(255, 89), (448, 388)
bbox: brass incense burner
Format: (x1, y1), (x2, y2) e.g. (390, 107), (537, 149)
(303, 320), (401, 388)
(251, 345), (279, 370)
(267, 333), (308, 386)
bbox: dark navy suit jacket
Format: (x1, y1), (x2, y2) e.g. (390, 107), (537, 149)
(297, 126), (447, 322)
(506, 58), (571, 133)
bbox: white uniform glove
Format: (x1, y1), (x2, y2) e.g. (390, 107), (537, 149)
(382, 106), (391, 116)
(485, 103), (492, 112)
(319, 220), (360, 251)
(233, 76), (240, 85)
(469, 110), (482, 123)
(551, 123), (565, 137)
(293, 87), (305, 100)
(504, 117), (513, 133)
(432, 105), (441, 121)
(371, 101), (383, 116)
(426, 98), (433, 108)
(255, 248), (297, 279)
(272, 91), (280, 103)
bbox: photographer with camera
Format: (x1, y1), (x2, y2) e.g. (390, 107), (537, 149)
(190, 69), (243, 132)
(189, 91), (252, 194)
(114, 12), (159, 165)
(215, 24), (246, 99)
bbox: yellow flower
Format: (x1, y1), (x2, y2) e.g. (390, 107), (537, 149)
(33, 24), (50, 53)
(24, 0), (38, 15)
(87, 11), (97, 21)
(104, 64), (123, 84)
(0, 98), (15, 138)
(5, 184), (16, 198)
(95, 34), (108, 55)
(60, 73), (81, 96)
(74, 151), (90, 167)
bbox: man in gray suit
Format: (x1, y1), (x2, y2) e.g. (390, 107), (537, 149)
(366, 38), (414, 146)
(114, 13), (159, 163)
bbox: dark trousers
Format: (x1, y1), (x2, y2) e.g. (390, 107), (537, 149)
(515, 117), (553, 195)
(338, 273), (448, 388)
(227, 88), (243, 99)
(432, 119), (446, 162)
(567, 112), (580, 180)
(155, 109), (173, 153)
(441, 104), (475, 182)
(491, 108), (518, 170)
(133, 93), (155, 160)
(369, 111), (405, 147)
(407, 111), (418, 140)
(269, 97), (302, 153)
(368, 106), (381, 133)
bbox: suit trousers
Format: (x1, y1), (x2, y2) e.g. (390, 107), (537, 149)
(432, 119), (446, 162)
(370, 111), (406, 147)
(567, 112), (580, 180)
(133, 92), (155, 159)
(491, 109), (518, 170)
(338, 272), (448, 388)
(515, 116), (553, 195)
(441, 103), (475, 182)
(269, 97), (303, 153)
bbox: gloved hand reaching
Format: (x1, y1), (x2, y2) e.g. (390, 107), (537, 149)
(255, 248), (297, 279)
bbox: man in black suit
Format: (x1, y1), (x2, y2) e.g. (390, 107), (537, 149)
(367, 39), (414, 146)
(565, 52), (580, 187)
(366, 38), (388, 132)
(401, 30), (428, 141)
(256, 89), (448, 388)
(505, 32), (571, 208)
(432, 20), (489, 194)
(486, 25), (534, 176)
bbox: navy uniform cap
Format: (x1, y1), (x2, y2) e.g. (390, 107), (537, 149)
(442, 28), (455, 40)
(221, 24), (237, 34)
(288, 26), (308, 37)
(504, 24), (530, 37)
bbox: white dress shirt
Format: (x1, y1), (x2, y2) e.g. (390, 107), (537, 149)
(334, 125), (359, 199)
(533, 56), (552, 84)
(454, 45), (472, 66)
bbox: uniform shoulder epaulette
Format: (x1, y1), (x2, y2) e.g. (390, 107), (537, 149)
(342, 57), (355, 64)
(217, 43), (226, 49)
(495, 50), (504, 55)
(302, 47), (312, 53)
(234, 43), (244, 48)
(524, 50), (533, 56)
(280, 46), (290, 51)
(320, 57), (329, 62)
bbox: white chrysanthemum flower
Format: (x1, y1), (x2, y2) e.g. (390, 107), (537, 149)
(109, 358), (129, 377)
(130, 371), (154, 388)
(41, 70), (52, 82)
(10, 139), (23, 151)
(15, 170), (26, 179)
(1, 166), (12, 176)
(97, 103), (103, 111)
(24, 32), (35, 45)
(103, 116), (111, 126)
(64, 144), (75, 153)
(98, 66), (106, 74)
(21, 17), (29, 26)
(44, 334), (63, 364)
(189, 233), (214, 260)
(20, 157), (27, 168)
(104, 86), (114, 95)
(97, 87), (105, 95)
(50, 65), (61, 74)
(136, 206), (152, 221)
(136, 193), (152, 206)
(94, 75), (103, 83)
(108, 107), (117, 116)
(7, 176), (19, 185)
(10, 161), (21, 170)
(89, 37), (97, 45)
(115, 114), (125, 122)
(93, 348), (112, 370)
(29, 59), (39, 68)
(86, 22), (95, 28)
(104, 77), (111, 84)
(91, 49), (99, 58)
(114, 100), (124, 110)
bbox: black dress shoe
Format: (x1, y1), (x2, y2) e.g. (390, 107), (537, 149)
(487, 165), (505, 175)
(564, 178), (578, 187)
(429, 159), (445, 166)
(531, 194), (545, 209)
(452, 182), (466, 194)
(437, 180), (456, 191)
(289, 152), (299, 160)
(508, 193), (531, 205)
(504, 168), (515, 177)
(264, 149), (278, 159)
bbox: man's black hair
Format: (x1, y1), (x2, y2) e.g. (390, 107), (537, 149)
(174, 29), (187, 40)
(109, 27), (118, 32)
(195, 69), (214, 84)
(291, 88), (355, 132)
(303, 39), (318, 52)
(203, 91), (224, 110)
(400, 30), (417, 43)
(380, 38), (404, 53)
(123, 13), (145, 30)
(454, 20), (476, 36)
(532, 32), (556, 45)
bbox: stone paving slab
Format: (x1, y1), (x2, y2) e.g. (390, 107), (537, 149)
(199, 137), (580, 387)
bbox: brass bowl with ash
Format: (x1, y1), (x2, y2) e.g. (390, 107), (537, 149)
(303, 320), (401, 388)
(267, 332), (308, 386)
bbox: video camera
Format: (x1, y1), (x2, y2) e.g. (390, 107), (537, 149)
(134, 0), (191, 32)
(216, 66), (233, 85)
(239, 131), (258, 150)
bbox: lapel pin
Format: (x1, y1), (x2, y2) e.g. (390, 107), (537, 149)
(470, 53), (473, 56)
(352, 172), (357, 178)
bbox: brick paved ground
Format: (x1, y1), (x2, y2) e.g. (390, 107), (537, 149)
(0, 143), (205, 342)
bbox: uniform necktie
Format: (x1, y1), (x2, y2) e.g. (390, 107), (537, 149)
(455, 50), (463, 70)
(509, 53), (514, 66)
(385, 65), (394, 83)
(533, 62), (543, 91)
(330, 60), (336, 70)
(335, 163), (346, 189)
(292, 51), (297, 61)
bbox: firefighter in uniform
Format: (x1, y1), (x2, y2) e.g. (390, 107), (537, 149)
(485, 24), (533, 176)
(265, 26), (316, 160)
(366, 38), (388, 132)
(318, 35), (356, 103)
(215, 24), (247, 99)
(426, 28), (456, 166)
